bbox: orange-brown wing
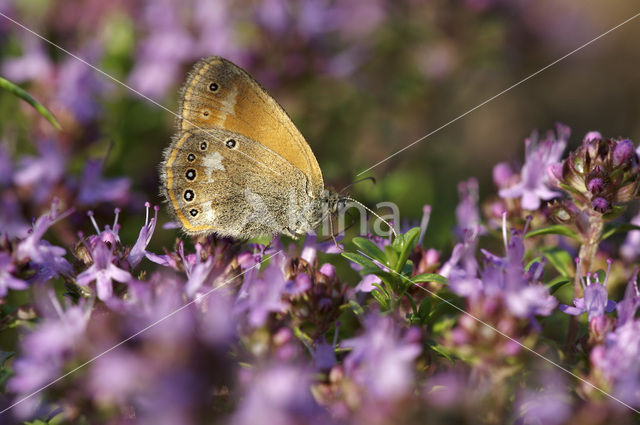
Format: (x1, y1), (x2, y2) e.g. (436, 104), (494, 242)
(177, 56), (324, 197)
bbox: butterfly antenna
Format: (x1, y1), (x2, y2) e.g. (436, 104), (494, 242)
(340, 196), (398, 238)
(338, 176), (377, 195)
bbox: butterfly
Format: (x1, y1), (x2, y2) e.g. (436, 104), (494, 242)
(160, 56), (342, 239)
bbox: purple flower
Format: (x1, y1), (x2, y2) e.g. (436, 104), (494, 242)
(341, 315), (420, 401)
(183, 244), (215, 299)
(0, 252), (28, 297)
(127, 203), (159, 268)
(481, 226), (557, 318)
(559, 260), (616, 321)
(234, 254), (288, 327)
(499, 124), (569, 210)
(76, 159), (131, 205)
(300, 233), (342, 265)
(76, 240), (132, 300)
(445, 214), (556, 318)
(613, 139), (635, 167)
(16, 199), (73, 279)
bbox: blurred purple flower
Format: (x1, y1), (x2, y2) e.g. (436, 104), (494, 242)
(341, 315), (420, 401)
(1, 37), (53, 82)
(0, 252), (28, 297)
(617, 270), (640, 326)
(515, 370), (571, 425)
(256, 0), (290, 33)
(0, 193), (30, 239)
(128, 0), (199, 99)
(440, 230), (482, 299)
(499, 124), (569, 210)
(56, 51), (107, 122)
(8, 295), (92, 418)
(559, 260), (616, 321)
(76, 240), (132, 300)
(77, 159), (131, 205)
(231, 364), (328, 425)
(591, 319), (640, 406)
(492, 162), (515, 189)
(455, 178), (484, 237)
(13, 139), (65, 203)
(235, 254), (288, 327)
(88, 350), (150, 406)
(425, 372), (466, 407)
(620, 211), (640, 262)
(0, 142), (13, 186)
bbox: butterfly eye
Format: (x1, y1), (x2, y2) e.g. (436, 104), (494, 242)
(185, 169), (196, 181)
(202, 110), (210, 117)
(200, 142), (207, 151)
(184, 189), (195, 202)
(187, 153), (196, 162)
(189, 208), (199, 217)
(225, 139), (237, 149)
(209, 82), (218, 92)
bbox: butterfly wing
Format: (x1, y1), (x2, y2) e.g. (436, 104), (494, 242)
(178, 56), (324, 197)
(161, 128), (323, 238)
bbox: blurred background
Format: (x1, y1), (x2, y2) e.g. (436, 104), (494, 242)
(0, 0), (639, 250)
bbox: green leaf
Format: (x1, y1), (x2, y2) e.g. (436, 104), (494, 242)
(428, 341), (456, 362)
(601, 223), (640, 241)
(393, 227), (421, 273)
(352, 237), (388, 266)
(0, 75), (61, 130)
(348, 300), (364, 315)
(545, 276), (571, 294)
(411, 273), (448, 286)
(525, 225), (579, 241)
(371, 289), (389, 309)
(341, 252), (379, 271)
(417, 297), (432, 318)
(384, 245), (399, 268)
(540, 246), (573, 278)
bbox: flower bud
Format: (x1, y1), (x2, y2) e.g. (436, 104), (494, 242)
(612, 139), (635, 167)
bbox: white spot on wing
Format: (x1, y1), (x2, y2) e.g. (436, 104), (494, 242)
(203, 151), (225, 179)
(201, 204), (216, 223)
